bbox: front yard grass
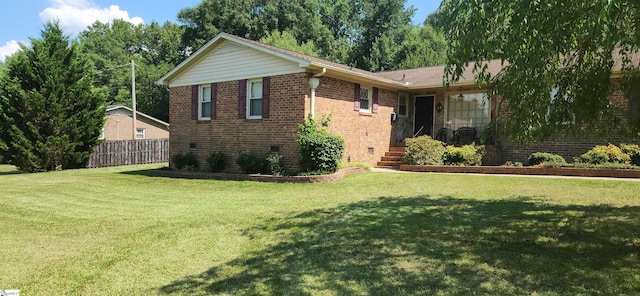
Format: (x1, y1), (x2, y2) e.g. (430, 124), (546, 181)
(1, 163), (639, 295)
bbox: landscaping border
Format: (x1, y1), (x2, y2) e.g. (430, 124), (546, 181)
(146, 167), (367, 183)
(400, 164), (640, 179)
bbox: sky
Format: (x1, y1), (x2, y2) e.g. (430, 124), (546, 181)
(0, 0), (442, 63)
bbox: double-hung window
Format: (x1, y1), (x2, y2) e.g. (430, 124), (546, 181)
(360, 86), (372, 112)
(199, 85), (211, 120)
(247, 78), (263, 119)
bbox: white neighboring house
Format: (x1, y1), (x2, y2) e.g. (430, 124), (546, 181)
(102, 105), (169, 140)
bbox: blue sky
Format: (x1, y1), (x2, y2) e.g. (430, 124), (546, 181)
(0, 0), (441, 62)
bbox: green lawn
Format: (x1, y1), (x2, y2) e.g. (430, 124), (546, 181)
(1, 163), (639, 295)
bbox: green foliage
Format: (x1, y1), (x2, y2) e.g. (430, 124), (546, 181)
(620, 144), (640, 166)
(528, 152), (567, 166)
(172, 151), (198, 171)
(398, 25), (447, 69)
(266, 153), (285, 176)
(260, 30), (319, 57)
(297, 116), (345, 174)
(581, 144), (631, 164)
(442, 145), (484, 166)
(177, 0), (444, 72)
(206, 151), (227, 173)
(435, 0), (640, 142)
(78, 20), (184, 122)
(503, 161), (523, 167)
(575, 150), (610, 165)
(0, 22), (106, 172)
(236, 152), (269, 174)
(236, 152), (268, 174)
(404, 136), (445, 165)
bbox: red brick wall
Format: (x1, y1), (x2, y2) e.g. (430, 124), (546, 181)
(169, 73), (400, 172)
(313, 76), (398, 165)
(496, 84), (639, 164)
(169, 72), (307, 172)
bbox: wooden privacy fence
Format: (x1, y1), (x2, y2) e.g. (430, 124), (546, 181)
(86, 138), (169, 168)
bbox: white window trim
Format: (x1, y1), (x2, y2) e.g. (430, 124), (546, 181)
(359, 86), (372, 113)
(136, 128), (146, 140)
(247, 78), (263, 119)
(198, 84), (211, 120)
(398, 93), (408, 117)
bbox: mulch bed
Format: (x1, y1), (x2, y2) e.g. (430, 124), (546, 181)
(146, 167), (368, 183)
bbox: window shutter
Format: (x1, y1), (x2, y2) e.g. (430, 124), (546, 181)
(238, 79), (247, 119)
(210, 83), (217, 120)
(262, 76), (270, 118)
(354, 83), (361, 111)
(191, 85), (198, 120)
(372, 87), (379, 114)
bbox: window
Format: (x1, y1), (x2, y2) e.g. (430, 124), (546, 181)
(360, 86), (371, 112)
(548, 87), (574, 124)
(446, 93), (490, 131)
(398, 94), (408, 116)
(199, 85), (211, 120)
(136, 128), (145, 139)
(99, 127), (105, 140)
(247, 78), (263, 118)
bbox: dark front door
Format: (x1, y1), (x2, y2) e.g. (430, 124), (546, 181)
(414, 96), (434, 137)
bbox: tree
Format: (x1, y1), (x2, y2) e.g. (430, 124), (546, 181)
(435, 0), (640, 142)
(260, 30), (320, 57)
(78, 20), (184, 122)
(398, 25), (447, 69)
(177, 0), (430, 72)
(0, 22), (106, 172)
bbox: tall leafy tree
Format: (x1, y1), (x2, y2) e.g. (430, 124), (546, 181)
(435, 0), (640, 142)
(0, 22), (106, 172)
(177, 0), (429, 72)
(79, 20), (184, 121)
(398, 25), (447, 69)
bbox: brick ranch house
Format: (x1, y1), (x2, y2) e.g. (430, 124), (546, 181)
(157, 33), (638, 172)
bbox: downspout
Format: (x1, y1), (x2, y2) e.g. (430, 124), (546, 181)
(308, 68), (326, 118)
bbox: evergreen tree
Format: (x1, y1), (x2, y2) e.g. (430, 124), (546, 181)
(0, 22), (106, 172)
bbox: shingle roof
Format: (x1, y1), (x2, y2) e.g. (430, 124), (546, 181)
(160, 33), (639, 89)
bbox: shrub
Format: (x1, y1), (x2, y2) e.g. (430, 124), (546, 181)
(298, 116), (345, 173)
(575, 149), (609, 164)
(576, 144), (630, 164)
(442, 145), (484, 166)
(236, 152), (268, 174)
(172, 151), (198, 171)
(620, 144), (640, 166)
(503, 161), (523, 167)
(528, 152), (567, 166)
(266, 153), (285, 176)
(404, 136), (445, 165)
(206, 152), (227, 173)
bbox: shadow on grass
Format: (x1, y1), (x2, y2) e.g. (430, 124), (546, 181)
(0, 165), (24, 175)
(159, 196), (640, 295)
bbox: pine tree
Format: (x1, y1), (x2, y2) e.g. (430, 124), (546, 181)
(0, 22), (106, 172)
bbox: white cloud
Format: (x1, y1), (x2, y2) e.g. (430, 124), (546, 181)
(0, 40), (24, 63)
(39, 0), (144, 36)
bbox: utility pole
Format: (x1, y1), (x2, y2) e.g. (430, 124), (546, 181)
(131, 60), (137, 140)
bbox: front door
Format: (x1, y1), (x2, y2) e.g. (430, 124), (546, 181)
(414, 96), (434, 137)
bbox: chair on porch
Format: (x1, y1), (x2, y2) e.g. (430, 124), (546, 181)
(435, 128), (452, 143)
(455, 127), (477, 145)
